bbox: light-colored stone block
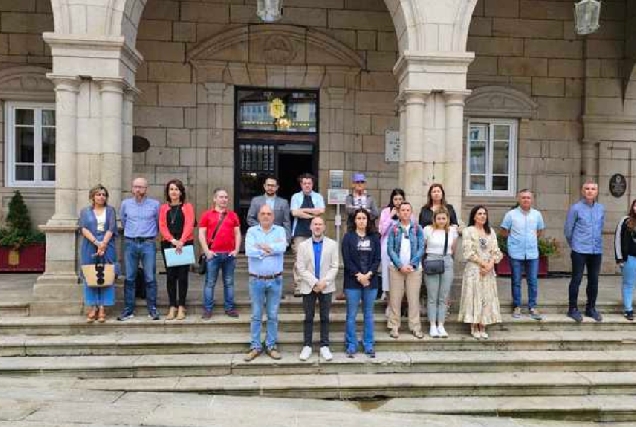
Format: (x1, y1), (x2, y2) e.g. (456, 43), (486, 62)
(548, 59), (584, 78)
(167, 129), (191, 148)
(525, 39), (583, 59)
(1, 12), (52, 33)
(492, 18), (563, 39)
(532, 77), (564, 97)
(136, 83), (158, 106)
(536, 97), (581, 121)
(158, 83), (197, 107)
(146, 147), (180, 166)
(8, 33), (43, 55)
(371, 115), (398, 135)
(134, 106), (185, 128)
(600, 59), (621, 78)
(367, 51), (397, 72)
(141, 0), (179, 20)
(467, 36), (524, 57)
(360, 72), (397, 92)
(173, 22), (196, 42)
(328, 10), (394, 31)
(586, 40), (624, 59)
(498, 57), (547, 77)
(355, 91), (396, 115)
(565, 78), (583, 97)
(468, 56), (498, 75)
(468, 17), (492, 37)
(148, 62), (192, 83)
(137, 41), (185, 62)
(180, 2), (229, 23)
(137, 20), (172, 41)
(280, 7), (327, 27)
(520, 1), (571, 20)
(286, 0), (343, 7)
(585, 78), (622, 98)
(377, 31), (397, 51)
(135, 127), (167, 147)
(484, 0), (519, 18)
(362, 135), (384, 153)
(357, 31), (376, 50)
(0, 0), (35, 11)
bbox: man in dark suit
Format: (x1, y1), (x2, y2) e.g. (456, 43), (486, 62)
(246, 176), (291, 244)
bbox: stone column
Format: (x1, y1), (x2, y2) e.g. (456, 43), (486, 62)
(33, 76), (82, 315)
(98, 79), (124, 207)
(581, 138), (599, 182)
(444, 91), (468, 213)
(122, 89), (135, 200)
(402, 91), (428, 209)
(397, 95), (406, 186)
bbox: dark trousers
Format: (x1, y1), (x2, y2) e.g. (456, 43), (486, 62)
(161, 241), (192, 308)
(302, 291), (332, 347)
(568, 251), (602, 311)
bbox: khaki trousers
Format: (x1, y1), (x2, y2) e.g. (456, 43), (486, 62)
(387, 266), (422, 333)
(292, 236), (310, 292)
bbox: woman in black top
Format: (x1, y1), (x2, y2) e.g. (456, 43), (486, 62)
(342, 208), (381, 358)
(614, 198), (636, 321)
(418, 183), (459, 228)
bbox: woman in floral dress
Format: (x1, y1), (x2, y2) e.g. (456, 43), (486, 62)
(458, 205), (503, 339)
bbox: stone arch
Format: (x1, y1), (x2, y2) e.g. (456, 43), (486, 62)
(0, 66), (54, 101)
(465, 85), (538, 119)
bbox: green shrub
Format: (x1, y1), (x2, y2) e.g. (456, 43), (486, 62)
(498, 233), (559, 258)
(0, 190), (45, 249)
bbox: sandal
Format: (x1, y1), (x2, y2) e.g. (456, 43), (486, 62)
(86, 307), (97, 323)
(97, 306), (106, 323)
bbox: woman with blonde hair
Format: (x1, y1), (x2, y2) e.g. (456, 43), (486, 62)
(79, 184), (118, 323)
(423, 207), (458, 338)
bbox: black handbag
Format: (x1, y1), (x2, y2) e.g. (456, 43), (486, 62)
(423, 231), (448, 275)
(198, 212), (227, 275)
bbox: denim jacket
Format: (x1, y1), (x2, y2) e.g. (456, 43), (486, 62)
(387, 220), (425, 269)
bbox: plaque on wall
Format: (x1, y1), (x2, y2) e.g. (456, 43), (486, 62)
(609, 173), (627, 198)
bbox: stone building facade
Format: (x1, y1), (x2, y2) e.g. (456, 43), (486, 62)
(0, 0), (634, 311)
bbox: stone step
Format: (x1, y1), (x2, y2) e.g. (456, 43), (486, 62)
(376, 395), (636, 422)
(2, 330), (636, 357)
(68, 371), (636, 399)
(3, 351), (636, 379)
(0, 313), (633, 336)
(0, 302), (29, 317)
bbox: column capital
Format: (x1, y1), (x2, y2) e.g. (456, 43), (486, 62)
(401, 90), (429, 105)
(444, 90), (471, 106)
(46, 74), (80, 92)
(96, 78), (126, 94)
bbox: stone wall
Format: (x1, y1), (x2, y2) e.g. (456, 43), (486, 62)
(465, 0), (629, 272)
(0, 0), (54, 226)
(134, 0), (401, 232)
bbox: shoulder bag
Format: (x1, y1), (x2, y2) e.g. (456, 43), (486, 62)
(82, 255), (115, 287)
(423, 230), (448, 275)
(198, 212), (227, 275)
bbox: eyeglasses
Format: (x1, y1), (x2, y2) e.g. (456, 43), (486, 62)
(354, 181), (365, 184)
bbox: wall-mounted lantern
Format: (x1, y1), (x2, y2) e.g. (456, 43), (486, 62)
(257, 0), (283, 23)
(574, 0), (601, 35)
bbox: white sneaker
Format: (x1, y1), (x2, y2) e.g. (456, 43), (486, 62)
(437, 325), (449, 338)
(319, 346), (333, 361)
(299, 346), (312, 361)
(429, 325), (439, 338)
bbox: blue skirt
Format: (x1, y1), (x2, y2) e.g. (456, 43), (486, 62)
(81, 230), (116, 307)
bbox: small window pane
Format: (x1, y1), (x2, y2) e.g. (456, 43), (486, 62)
(15, 109), (34, 125)
(16, 165), (34, 181)
(15, 127), (35, 163)
(493, 175), (509, 191)
(469, 140), (486, 174)
(492, 140), (509, 174)
(494, 125), (510, 140)
(42, 165), (55, 181)
(42, 127), (56, 163)
(470, 175), (486, 190)
(469, 124), (487, 141)
(42, 110), (56, 126)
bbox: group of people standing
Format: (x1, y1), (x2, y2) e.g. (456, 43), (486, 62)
(77, 174), (634, 362)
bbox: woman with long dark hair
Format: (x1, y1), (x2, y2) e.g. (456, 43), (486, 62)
(378, 188), (406, 299)
(342, 208), (381, 357)
(614, 199), (636, 321)
(418, 183), (459, 228)
(159, 179), (195, 320)
(458, 205), (503, 339)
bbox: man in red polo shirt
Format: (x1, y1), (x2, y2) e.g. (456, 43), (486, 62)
(199, 188), (241, 319)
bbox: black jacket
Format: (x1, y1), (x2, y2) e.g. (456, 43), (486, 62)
(418, 204), (458, 228)
(614, 216), (636, 262)
(341, 231), (381, 289)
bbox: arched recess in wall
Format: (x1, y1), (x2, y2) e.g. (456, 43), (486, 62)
(465, 85), (538, 119)
(187, 25), (366, 87)
(0, 66), (54, 101)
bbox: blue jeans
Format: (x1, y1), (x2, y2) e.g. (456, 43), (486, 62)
(248, 276), (283, 351)
(510, 257), (539, 309)
(123, 238), (157, 314)
(344, 287), (375, 353)
(622, 255), (636, 312)
(203, 253), (236, 312)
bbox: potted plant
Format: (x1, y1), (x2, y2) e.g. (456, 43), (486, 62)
(0, 190), (46, 272)
(496, 234), (559, 277)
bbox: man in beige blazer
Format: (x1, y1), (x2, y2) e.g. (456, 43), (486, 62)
(296, 216), (339, 361)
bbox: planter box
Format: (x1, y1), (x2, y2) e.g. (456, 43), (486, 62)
(0, 243), (45, 272)
(496, 254), (548, 277)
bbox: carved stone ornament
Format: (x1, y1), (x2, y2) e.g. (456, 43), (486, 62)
(264, 35), (297, 64)
(609, 173), (627, 198)
(465, 85), (538, 119)
(0, 66), (54, 101)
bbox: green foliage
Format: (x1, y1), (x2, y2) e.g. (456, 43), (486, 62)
(497, 233), (559, 258)
(0, 190), (45, 249)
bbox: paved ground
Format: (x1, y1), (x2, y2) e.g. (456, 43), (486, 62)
(0, 376), (633, 427)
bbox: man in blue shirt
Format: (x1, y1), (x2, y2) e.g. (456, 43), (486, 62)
(118, 177), (161, 321)
(564, 180), (605, 322)
(290, 173), (325, 297)
(244, 204), (288, 362)
(500, 189), (545, 321)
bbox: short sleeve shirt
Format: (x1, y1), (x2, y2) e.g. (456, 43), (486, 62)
(199, 209), (240, 253)
(501, 207), (545, 260)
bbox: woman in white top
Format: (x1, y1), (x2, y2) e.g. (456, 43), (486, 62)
(423, 208), (458, 338)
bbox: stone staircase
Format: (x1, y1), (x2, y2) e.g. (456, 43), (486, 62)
(1, 273), (636, 422)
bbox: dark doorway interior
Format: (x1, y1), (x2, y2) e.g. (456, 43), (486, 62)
(277, 145), (315, 201)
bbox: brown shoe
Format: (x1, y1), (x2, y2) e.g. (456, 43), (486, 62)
(244, 348), (262, 362)
(166, 307), (177, 321)
(266, 347), (282, 360)
(335, 293), (346, 301)
(97, 306), (106, 323)
(86, 307), (97, 323)
(176, 306), (186, 320)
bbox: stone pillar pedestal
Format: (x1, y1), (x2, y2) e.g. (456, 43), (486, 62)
(402, 91), (427, 209)
(32, 77), (81, 315)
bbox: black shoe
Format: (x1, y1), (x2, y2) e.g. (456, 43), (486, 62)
(225, 308), (239, 318)
(365, 349), (376, 358)
(201, 310), (212, 320)
(148, 310), (160, 321)
(117, 311), (134, 321)
(625, 311), (634, 321)
(585, 309), (603, 322)
(567, 308), (583, 323)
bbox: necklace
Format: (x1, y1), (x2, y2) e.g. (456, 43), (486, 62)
(168, 205), (181, 225)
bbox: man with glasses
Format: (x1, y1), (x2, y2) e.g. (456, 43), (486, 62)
(345, 172), (379, 229)
(247, 176), (291, 244)
(118, 177), (161, 321)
